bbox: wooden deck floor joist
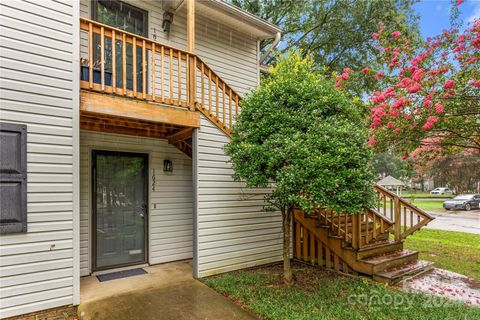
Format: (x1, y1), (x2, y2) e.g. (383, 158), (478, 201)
(80, 90), (198, 144)
(80, 90), (200, 129)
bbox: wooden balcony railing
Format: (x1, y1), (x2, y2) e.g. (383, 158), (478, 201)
(374, 184), (435, 241)
(80, 18), (241, 136)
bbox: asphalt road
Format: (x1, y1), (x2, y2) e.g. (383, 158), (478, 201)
(425, 210), (480, 234)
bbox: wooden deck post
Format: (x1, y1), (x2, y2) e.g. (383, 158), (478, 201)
(394, 196), (401, 241)
(187, 0), (196, 111)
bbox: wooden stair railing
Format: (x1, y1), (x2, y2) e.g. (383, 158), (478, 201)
(314, 207), (394, 250)
(374, 184), (435, 240)
(80, 18), (239, 137)
(293, 188), (436, 283)
(195, 57), (241, 137)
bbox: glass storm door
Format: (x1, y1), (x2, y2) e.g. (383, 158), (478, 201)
(93, 151), (148, 270)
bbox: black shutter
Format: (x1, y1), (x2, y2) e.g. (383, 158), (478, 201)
(0, 122), (27, 233)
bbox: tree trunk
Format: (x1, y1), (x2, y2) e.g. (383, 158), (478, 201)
(282, 206), (293, 285)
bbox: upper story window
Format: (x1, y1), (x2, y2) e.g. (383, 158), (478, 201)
(92, 0), (148, 37)
(90, 0), (148, 91)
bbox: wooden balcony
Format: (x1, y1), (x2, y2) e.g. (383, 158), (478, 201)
(79, 18), (241, 143)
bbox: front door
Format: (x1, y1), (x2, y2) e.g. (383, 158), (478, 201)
(92, 150), (148, 271)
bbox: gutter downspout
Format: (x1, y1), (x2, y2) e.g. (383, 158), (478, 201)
(259, 32), (282, 65)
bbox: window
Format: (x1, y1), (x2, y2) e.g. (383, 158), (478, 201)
(0, 122), (27, 233)
(92, 0), (148, 92)
(92, 0), (148, 37)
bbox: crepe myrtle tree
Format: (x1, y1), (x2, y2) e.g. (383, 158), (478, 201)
(336, 12), (480, 160)
(225, 53), (376, 285)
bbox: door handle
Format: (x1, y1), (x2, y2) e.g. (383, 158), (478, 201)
(137, 204), (147, 218)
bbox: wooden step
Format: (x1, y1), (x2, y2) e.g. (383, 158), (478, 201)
(356, 240), (404, 259)
(361, 249), (419, 273)
(372, 260), (435, 284)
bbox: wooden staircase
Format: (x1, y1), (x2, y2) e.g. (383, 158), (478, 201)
(293, 185), (435, 284)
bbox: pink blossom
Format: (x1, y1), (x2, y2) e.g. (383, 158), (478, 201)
(469, 80), (480, 87)
(368, 137), (376, 146)
(392, 31), (401, 38)
(387, 122), (394, 129)
(388, 108), (400, 118)
(412, 69), (425, 82)
(427, 69), (439, 75)
(457, 0), (463, 5)
(384, 87), (395, 98)
(335, 79), (343, 88)
(376, 72), (384, 79)
(435, 104), (444, 113)
(423, 100), (433, 107)
(370, 118), (382, 128)
(392, 97), (407, 109)
(422, 116), (438, 130)
(343, 68), (351, 74)
(406, 82), (422, 93)
(395, 128), (401, 133)
(362, 67), (369, 74)
(340, 73), (349, 80)
(397, 77), (413, 88)
(402, 155), (407, 160)
(371, 91), (386, 103)
(444, 79), (455, 89)
(371, 33), (380, 39)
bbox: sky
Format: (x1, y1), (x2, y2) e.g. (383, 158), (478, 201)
(414, 0), (480, 38)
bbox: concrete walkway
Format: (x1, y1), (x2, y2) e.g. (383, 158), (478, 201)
(78, 261), (256, 320)
(403, 268), (480, 307)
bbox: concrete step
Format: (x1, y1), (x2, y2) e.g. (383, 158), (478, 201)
(361, 249), (419, 273)
(356, 240), (404, 260)
(373, 260), (435, 284)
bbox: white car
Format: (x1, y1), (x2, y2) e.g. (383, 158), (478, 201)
(430, 187), (453, 195)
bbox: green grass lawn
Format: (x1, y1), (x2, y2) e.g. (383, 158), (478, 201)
(204, 263), (480, 320)
(403, 228), (480, 279)
(382, 199), (445, 212)
(407, 199), (445, 211)
(402, 192), (453, 199)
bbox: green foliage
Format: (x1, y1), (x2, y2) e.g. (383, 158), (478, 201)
(226, 53), (376, 214)
(373, 151), (415, 181)
(232, 0), (421, 75)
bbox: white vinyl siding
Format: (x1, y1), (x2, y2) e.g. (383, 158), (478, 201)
(0, 0), (77, 318)
(194, 116), (283, 277)
(79, 131), (193, 276)
(79, 0), (281, 277)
